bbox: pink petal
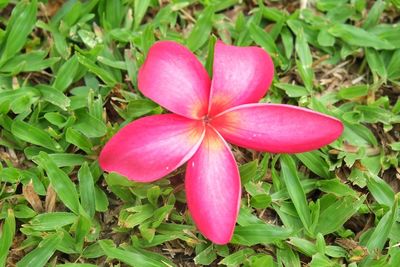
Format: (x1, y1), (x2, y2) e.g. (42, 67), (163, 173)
(99, 114), (205, 182)
(138, 41), (210, 119)
(211, 104), (343, 153)
(185, 127), (241, 244)
(208, 41), (274, 116)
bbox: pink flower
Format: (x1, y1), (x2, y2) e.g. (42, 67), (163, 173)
(99, 41), (343, 244)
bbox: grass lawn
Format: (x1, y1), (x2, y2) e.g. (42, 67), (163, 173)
(1, 0), (400, 266)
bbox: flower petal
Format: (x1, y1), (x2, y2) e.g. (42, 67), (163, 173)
(185, 127), (241, 244)
(99, 114), (204, 182)
(138, 41), (210, 119)
(208, 41), (274, 116)
(211, 104), (343, 153)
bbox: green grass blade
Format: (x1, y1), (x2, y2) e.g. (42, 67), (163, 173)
(53, 55), (80, 92)
(328, 23), (395, 50)
(11, 120), (62, 152)
(232, 223), (292, 246)
(186, 7), (214, 51)
(296, 151), (330, 179)
(366, 195), (398, 253)
(280, 155), (312, 233)
(134, 0), (150, 29)
(0, 209), (15, 267)
(205, 35), (217, 77)
(37, 85), (71, 110)
(316, 195), (366, 235)
(0, 0), (37, 65)
(78, 162), (96, 218)
(366, 174), (395, 207)
(99, 239), (175, 267)
(28, 212), (77, 231)
(16, 232), (63, 267)
(34, 152), (80, 214)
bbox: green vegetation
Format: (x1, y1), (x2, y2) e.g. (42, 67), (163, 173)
(0, 0), (400, 266)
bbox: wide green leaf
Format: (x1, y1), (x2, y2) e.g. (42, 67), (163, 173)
(0, 0), (37, 65)
(366, 195), (398, 253)
(27, 212), (77, 231)
(34, 152), (80, 214)
(11, 120), (62, 152)
(78, 162), (96, 218)
(99, 240), (175, 267)
(366, 174), (395, 207)
(280, 155), (312, 232)
(329, 23), (394, 50)
(316, 195), (366, 235)
(16, 232), (63, 267)
(232, 224), (292, 246)
(186, 7), (214, 51)
(0, 209), (15, 267)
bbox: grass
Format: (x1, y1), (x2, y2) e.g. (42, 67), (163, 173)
(0, 0), (400, 266)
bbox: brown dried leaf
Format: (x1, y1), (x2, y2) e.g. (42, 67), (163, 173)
(45, 185), (57, 212)
(22, 180), (43, 212)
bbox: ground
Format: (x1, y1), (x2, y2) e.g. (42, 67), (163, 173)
(0, 0), (400, 266)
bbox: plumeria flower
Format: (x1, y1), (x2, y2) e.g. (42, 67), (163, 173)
(99, 41), (343, 244)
